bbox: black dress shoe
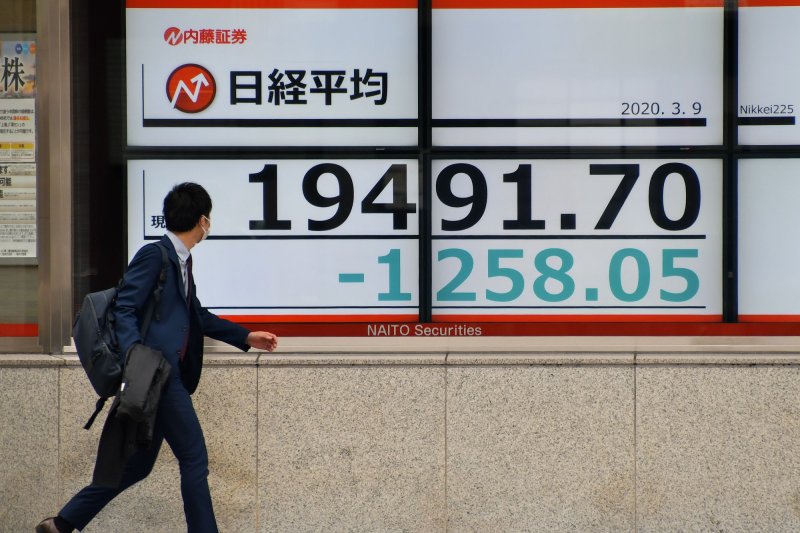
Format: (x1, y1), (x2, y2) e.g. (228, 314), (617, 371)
(35, 516), (74, 533)
(35, 517), (59, 533)
(37, 515), (74, 533)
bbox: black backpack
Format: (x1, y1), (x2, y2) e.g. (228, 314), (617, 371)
(73, 242), (169, 429)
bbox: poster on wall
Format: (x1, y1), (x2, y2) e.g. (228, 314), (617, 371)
(431, 158), (723, 321)
(127, 159), (420, 325)
(0, 37), (35, 161)
(0, 36), (36, 263)
(738, 0), (800, 145)
(125, 0), (418, 147)
(432, 0), (724, 147)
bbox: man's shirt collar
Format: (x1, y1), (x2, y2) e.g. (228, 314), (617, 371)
(166, 231), (191, 264)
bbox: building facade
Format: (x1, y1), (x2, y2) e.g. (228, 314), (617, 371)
(2, 0), (800, 531)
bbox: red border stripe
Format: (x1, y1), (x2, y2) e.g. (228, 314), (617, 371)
(188, 314), (800, 335)
(0, 323), (38, 337)
(739, 0), (800, 5)
(738, 314), (800, 322)
(433, 0), (722, 7)
(127, 0), (417, 7)
(127, 0), (722, 6)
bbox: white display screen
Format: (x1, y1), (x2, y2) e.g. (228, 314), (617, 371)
(126, 0), (418, 147)
(432, 0), (724, 147)
(738, 1), (800, 145)
(431, 159), (723, 320)
(122, 1), (798, 333)
(738, 158), (800, 320)
(127, 159), (420, 322)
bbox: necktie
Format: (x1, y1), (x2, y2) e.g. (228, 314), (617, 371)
(185, 254), (193, 301)
(180, 255), (193, 361)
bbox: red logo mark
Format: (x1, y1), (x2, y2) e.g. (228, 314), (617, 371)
(164, 27), (183, 46)
(165, 64), (216, 114)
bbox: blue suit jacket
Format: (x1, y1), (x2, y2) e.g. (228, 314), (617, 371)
(113, 235), (250, 393)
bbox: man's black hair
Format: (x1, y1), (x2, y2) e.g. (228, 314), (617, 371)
(163, 182), (212, 233)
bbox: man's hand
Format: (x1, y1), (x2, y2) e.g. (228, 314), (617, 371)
(247, 331), (278, 352)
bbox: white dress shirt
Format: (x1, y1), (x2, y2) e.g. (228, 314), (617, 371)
(166, 231), (191, 297)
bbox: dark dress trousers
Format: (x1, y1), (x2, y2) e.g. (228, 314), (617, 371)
(60, 236), (251, 533)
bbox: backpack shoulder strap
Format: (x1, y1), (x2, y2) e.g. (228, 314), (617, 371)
(139, 242), (170, 337)
(151, 242), (169, 322)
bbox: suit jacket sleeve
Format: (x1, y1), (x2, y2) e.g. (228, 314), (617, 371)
(191, 292), (251, 352)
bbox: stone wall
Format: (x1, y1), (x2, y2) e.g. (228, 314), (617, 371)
(2, 350), (800, 532)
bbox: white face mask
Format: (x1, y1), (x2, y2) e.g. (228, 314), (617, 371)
(199, 215), (211, 242)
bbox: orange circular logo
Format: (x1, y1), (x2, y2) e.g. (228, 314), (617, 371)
(165, 64), (216, 114)
(164, 27), (183, 46)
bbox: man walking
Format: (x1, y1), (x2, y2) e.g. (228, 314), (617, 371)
(37, 182), (278, 532)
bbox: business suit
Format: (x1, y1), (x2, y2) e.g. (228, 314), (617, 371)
(59, 235), (251, 532)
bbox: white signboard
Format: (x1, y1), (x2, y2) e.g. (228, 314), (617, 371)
(128, 159), (420, 321)
(431, 158), (723, 320)
(738, 158), (800, 320)
(0, 162), (35, 260)
(738, 1), (800, 145)
(0, 37), (36, 262)
(126, 0), (418, 146)
(432, 1), (723, 147)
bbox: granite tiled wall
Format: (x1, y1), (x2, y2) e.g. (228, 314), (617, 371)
(258, 360), (446, 532)
(0, 358), (60, 533)
(446, 364), (635, 532)
(636, 364), (800, 532)
(3, 353), (800, 532)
